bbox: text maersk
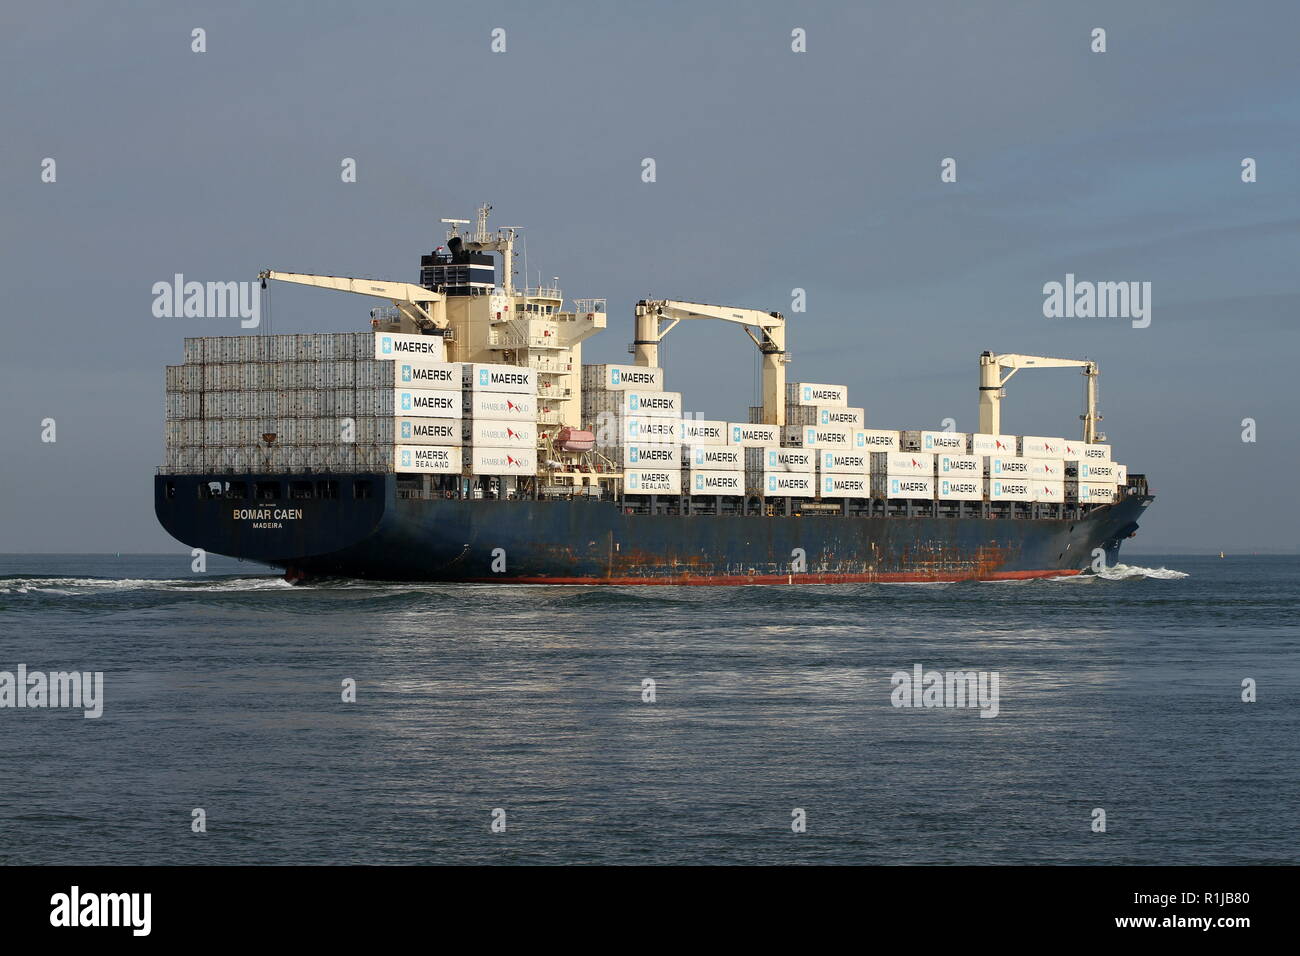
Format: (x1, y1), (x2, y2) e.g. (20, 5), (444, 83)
(939, 455), (981, 473)
(731, 424), (779, 445)
(822, 451), (868, 472)
(626, 392), (681, 414)
(611, 369), (660, 387)
(628, 445), (677, 464)
(397, 389), (460, 417)
(693, 472), (743, 492)
(768, 449), (814, 469)
(692, 447), (742, 467)
(400, 420), (458, 442)
(399, 362), (458, 387)
(397, 446), (457, 473)
(376, 331), (447, 361)
(682, 421), (726, 443)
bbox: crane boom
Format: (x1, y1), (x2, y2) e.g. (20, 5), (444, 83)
(633, 299), (788, 425)
(979, 351), (1102, 443)
(258, 270), (449, 330)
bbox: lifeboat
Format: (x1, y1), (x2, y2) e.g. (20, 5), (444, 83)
(557, 427), (595, 452)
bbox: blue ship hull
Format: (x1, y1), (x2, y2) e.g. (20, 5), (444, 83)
(155, 473), (1153, 583)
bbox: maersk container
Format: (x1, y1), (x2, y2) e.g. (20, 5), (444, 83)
(462, 363), (537, 395)
(903, 430), (967, 453)
(394, 418), (463, 446)
(1032, 481), (1066, 503)
(625, 468), (681, 494)
(388, 388), (462, 419)
(581, 363), (664, 391)
(747, 471), (816, 497)
(746, 446), (815, 473)
(624, 390), (682, 418)
(465, 446), (538, 475)
(1114, 463), (1128, 484)
(988, 455), (1031, 478)
(391, 361), (460, 390)
(1030, 458), (1065, 480)
(679, 419), (727, 445)
(872, 474), (935, 499)
(855, 429), (900, 451)
(784, 405), (865, 427)
(465, 392), (537, 420)
(936, 454), (982, 478)
(586, 390), (683, 419)
(729, 423), (780, 446)
(1019, 436), (1066, 459)
(395, 444), (459, 474)
(1082, 443), (1112, 462)
(1066, 460), (1118, 481)
(820, 474), (870, 499)
(786, 382), (848, 407)
(936, 478), (983, 501)
(374, 331), (448, 363)
(783, 424), (856, 449)
(618, 417), (680, 445)
(1066, 481), (1118, 504)
(463, 419), (537, 447)
(870, 451), (933, 477)
(968, 433), (1016, 456)
(623, 443), (681, 468)
(686, 445), (743, 470)
(987, 478), (1033, 501)
(687, 470), (745, 495)
(819, 450), (870, 474)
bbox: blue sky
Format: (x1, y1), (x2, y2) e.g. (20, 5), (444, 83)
(1, 0), (1296, 551)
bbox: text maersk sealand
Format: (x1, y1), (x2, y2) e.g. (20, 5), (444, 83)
(155, 206), (1153, 583)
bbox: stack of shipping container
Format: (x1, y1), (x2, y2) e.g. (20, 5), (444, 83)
(164, 332), (539, 482)
(457, 363), (539, 479)
(167, 338), (1126, 505)
(582, 364), (683, 493)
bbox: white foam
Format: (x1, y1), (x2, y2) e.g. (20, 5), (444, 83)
(0, 576), (290, 594)
(1091, 563), (1190, 581)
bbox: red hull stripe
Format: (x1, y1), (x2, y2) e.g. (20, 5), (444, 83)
(467, 568), (1083, 586)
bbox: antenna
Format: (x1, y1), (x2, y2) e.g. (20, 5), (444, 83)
(440, 217), (470, 240)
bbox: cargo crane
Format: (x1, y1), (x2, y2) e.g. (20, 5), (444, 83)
(257, 270), (449, 333)
(979, 351), (1103, 443)
(633, 300), (788, 426)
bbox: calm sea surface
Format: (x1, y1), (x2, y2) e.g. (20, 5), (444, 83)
(0, 553), (1295, 865)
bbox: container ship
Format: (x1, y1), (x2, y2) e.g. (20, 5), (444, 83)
(155, 205), (1153, 584)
